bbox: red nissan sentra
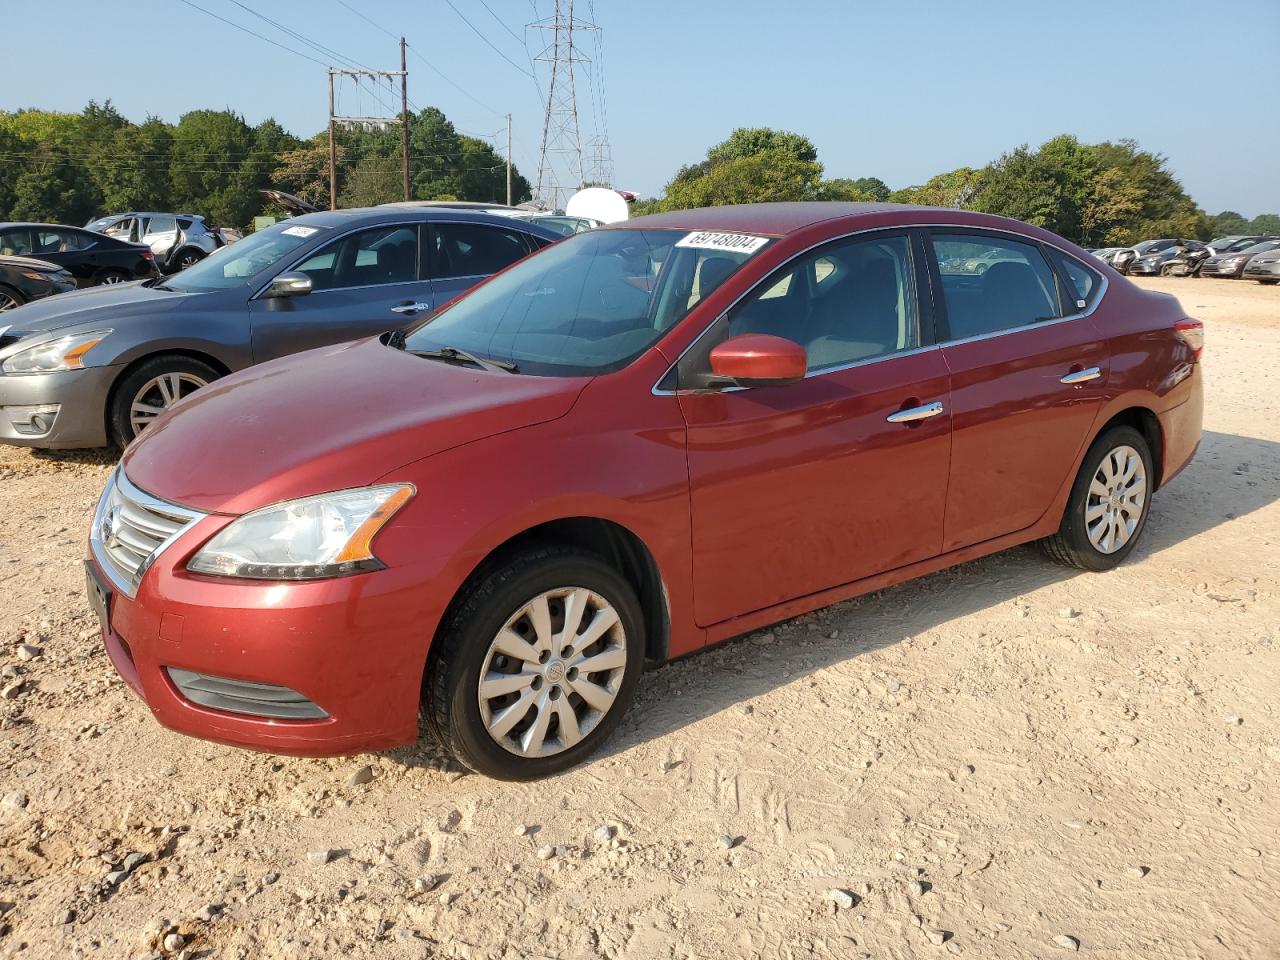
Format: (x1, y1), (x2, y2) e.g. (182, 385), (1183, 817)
(86, 203), (1203, 779)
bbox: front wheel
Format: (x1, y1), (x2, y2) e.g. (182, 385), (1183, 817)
(1041, 425), (1153, 571)
(97, 270), (131, 285)
(172, 248), (205, 271)
(426, 545), (645, 780)
(108, 355), (220, 448)
(0, 285), (24, 311)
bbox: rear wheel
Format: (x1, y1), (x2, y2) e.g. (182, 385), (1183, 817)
(173, 248), (205, 271)
(426, 545), (645, 780)
(108, 355), (220, 448)
(97, 270), (130, 285)
(1041, 425), (1153, 571)
(0, 285), (24, 311)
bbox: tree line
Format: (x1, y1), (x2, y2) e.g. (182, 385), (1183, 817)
(0, 101), (530, 228)
(2, 103), (1274, 245)
(637, 128), (1278, 246)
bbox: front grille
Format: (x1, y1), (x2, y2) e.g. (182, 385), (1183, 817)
(167, 668), (328, 720)
(90, 468), (205, 598)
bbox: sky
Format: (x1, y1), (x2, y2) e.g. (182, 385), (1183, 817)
(2, 0), (1277, 217)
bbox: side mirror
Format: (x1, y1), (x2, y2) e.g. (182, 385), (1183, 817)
(708, 333), (807, 388)
(265, 271), (313, 298)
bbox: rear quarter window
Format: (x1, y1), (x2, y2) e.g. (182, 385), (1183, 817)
(1049, 249), (1103, 311)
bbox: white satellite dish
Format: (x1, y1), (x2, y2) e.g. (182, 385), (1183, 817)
(565, 187), (629, 224)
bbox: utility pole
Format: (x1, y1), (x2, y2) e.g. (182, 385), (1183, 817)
(506, 113), (513, 207)
(400, 37), (410, 202)
(328, 69), (337, 210)
(531, 0), (595, 209)
(326, 46), (409, 210)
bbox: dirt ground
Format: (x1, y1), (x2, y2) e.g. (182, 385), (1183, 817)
(1, 276), (1277, 960)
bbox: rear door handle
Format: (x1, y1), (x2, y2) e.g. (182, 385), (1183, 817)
(886, 401), (945, 424)
(1060, 366), (1102, 384)
(390, 301), (431, 315)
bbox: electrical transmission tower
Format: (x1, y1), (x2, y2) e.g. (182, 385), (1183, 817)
(530, 0), (596, 210)
(586, 135), (612, 187)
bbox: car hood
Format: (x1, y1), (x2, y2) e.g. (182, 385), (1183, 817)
(122, 337), (591, 515)
(0, 280), (202, 336)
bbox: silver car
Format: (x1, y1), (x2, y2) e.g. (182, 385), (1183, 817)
(85, 213), (224, 273)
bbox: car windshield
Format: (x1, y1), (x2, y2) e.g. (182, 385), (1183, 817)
(1220, 238), (1261, 252)
(404, 227), (771, 375)
(1237, 240), (1280, 255)
(529, 216), (591, 237)
(164, 222), (329, 292)
(1133, 240), (1173, 254)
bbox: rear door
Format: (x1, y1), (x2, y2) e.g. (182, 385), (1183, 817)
(142, 214), (179, 260)
(427, 221), (537, 308)
(30, 228), (99, 285)
(678, 230), (952, 626)
(928, 230), (1109, 551)
(248, 222), (432, 362)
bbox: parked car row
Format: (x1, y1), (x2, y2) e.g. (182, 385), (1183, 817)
(0, 207), (562, 448)
(85, 212), (230, 273)
(0, 223), (158, 287)
(64, 202), (1203, 778)
(1090, 235), (1280, 283)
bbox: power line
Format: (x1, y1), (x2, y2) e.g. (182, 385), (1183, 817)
(476, 0), (527, 46)
(442, 0), (537, 80)
(226, 0), (373, 71)
(175, 0), (327, 67)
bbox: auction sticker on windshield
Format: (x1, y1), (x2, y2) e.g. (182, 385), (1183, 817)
(675, 231), (770, 254)
(281, 225), (320, 238)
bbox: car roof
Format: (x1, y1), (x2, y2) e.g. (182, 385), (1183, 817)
(283, 206), (564, 238)
(612, 201), (1078, 240)
(0, 222), (93, 231)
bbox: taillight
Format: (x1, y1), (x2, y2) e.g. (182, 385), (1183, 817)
(1174, 318), (1204, 360)
(141, 249), (155, 261)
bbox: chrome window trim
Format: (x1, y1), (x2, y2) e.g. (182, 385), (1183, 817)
(651, 222), (1109, 396)
(90, 466), (207, 599)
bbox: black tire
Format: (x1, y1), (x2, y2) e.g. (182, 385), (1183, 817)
(0, 284), (25, 312)
(1041, 425), (1154, 572)
(96, 269), (131, 285)
(426, 544), (645, 780)
(172, 248), (205, 272)
(107, 354), (221, 448)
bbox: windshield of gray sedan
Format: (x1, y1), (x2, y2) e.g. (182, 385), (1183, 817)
(164, 223), (330, 292)
(404, 228), (770, 375)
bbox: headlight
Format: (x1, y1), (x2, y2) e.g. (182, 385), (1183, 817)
(1224, 257), (1244, 266)
(2, 330), (112, 374)
(187, 484), (414, 580)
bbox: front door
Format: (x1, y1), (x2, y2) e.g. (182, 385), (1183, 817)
(249, 223), (433, 362)
(679, 231), (952, 627)
(928, 231), (1110, 551)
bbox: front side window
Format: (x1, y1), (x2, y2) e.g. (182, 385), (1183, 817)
(296, 225), (418, 291)
(405, 228), (769, 375)
(728, 233), (920, 371)
(430, 223), (531, 279)
(164, 222), (330, 292)
(933, 233), (1062, 340)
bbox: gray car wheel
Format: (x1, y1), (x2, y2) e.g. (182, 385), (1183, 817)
(108, 355), (221, 448)
(0, 286), (24, 311)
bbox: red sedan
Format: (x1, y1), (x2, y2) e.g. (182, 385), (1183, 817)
(87, 203), (1203, 779)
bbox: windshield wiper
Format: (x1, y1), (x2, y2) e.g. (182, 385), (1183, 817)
(410, 345), (518, 373)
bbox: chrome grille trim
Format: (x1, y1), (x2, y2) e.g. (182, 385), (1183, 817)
(90, 467), (207, 599)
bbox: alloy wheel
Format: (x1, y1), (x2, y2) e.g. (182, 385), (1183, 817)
(477, 587), (628, 758)
(178, 254), (200, 269)
(129, 372), (208, 437)
(100, 273), (127, 284)
(1085, 444), (1147, 554)
(0, 292), (18, 311)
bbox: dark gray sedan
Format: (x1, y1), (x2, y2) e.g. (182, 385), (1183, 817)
(1200, 238), (1280, 278)
(0, 207), (559, 449)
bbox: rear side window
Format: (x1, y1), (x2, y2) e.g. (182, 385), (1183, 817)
(431, 223), (531, 279)
(932, 233), (1063, 340)
(1049, 249), (1102, 311)
(145, 215), (177, 235)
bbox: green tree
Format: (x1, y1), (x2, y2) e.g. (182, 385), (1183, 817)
(1249, 213), (1280, 234)
(169, 109), (259, 225)
(1210, 210), (1250, 236)
(705, 127), (818, 166)
(93, 118), (175, 213)
(9, 145), (98, 224)
(272, 140), (341, 209)
(0, 126), (29, 218)
(889, 167), (984, 208)
(339, 155), (402, 208)
(664, 150), (824, 209)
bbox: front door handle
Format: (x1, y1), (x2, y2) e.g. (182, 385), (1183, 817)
(390, 301), (431, 315)
(1060, 366), (1102, 385)
(886, 401), (945, 424)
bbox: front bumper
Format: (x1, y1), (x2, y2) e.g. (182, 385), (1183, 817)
(1200, 261), (1244, 278)
(1244, 263), (1280, 280)
(88, 505), (441, 756)
(1128, 260), (1164, 275)
(0, 365), (119, 448)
